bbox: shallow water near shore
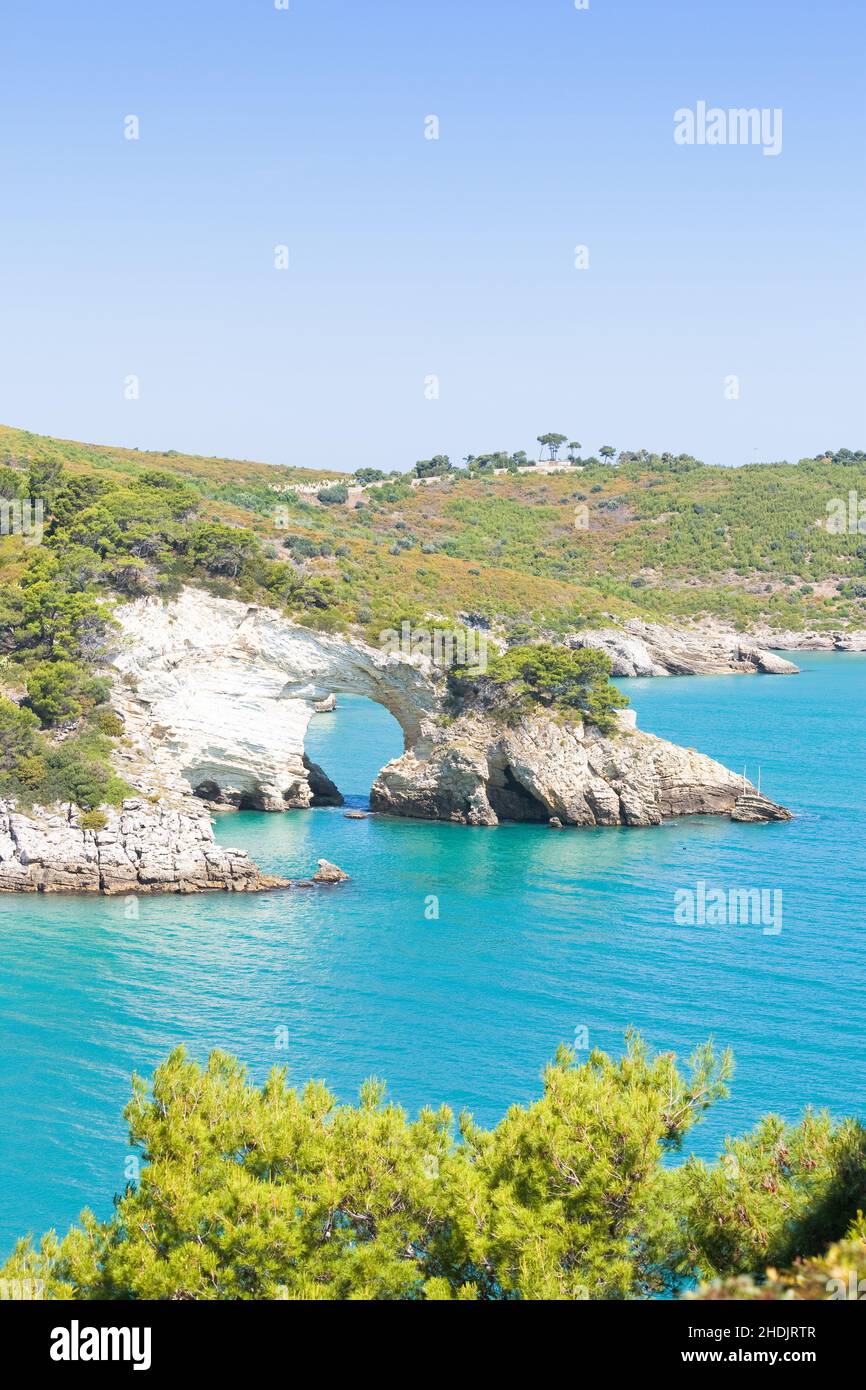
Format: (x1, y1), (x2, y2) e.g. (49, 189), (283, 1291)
(1, 652), (864, 1257)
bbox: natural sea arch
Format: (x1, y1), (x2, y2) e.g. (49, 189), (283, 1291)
(304, 695), (404, 810)
(111, 588), (768, 829)
(111, 589), (440, 812)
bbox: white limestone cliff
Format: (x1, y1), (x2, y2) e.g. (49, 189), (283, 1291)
(110, 589), (789, 831)
(567, 620), (800, 678)
(110, 588), (438, 811)
(0, 796), (287, 894)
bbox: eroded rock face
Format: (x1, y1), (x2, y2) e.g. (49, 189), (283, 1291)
(111, 589), (439, 811)
(371, 711), (790, 827)
(731, 793), (793, 823)
(303, 755), (344, 807)
(749, 627), (866, 652)
(110, 592), (790, 831)
(0, 797), (286, 894)
(1, 594), (795, 896)
(568, 621), (800, 677)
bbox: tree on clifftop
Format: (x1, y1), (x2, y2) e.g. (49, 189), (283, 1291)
(537, 432), (568, 461)
(455, 642), (629, 732)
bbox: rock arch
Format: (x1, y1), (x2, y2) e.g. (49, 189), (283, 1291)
(111, 589), (440, 810)
(109, 590), (791, 829)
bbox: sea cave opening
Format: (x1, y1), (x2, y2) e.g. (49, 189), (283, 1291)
(485, 758), (550, 823)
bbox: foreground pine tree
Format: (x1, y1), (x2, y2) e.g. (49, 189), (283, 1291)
(4, 1034), (865, 1300)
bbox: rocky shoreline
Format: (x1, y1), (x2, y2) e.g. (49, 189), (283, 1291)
(0, 796), (348, 895)
(567, 618), (866, 678)
(0, 591), (802, 894)
(371, 709), (791, 827)
(106, 591), (795, 825)
(108, 591), (791, 833)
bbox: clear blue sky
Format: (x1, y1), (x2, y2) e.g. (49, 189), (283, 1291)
(1, 0), (863, 471)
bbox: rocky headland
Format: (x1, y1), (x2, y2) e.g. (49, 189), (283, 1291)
(567, 620), (800, 677)
(567, 618), (866, 678)
(111, 589), (788, 830)
(370, 708), (790, 827)
(0, 590), (796, 893)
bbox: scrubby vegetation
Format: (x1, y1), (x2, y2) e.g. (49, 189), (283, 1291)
(449, 643), (628, 733)
(3, 1034), (864, 1301)
(0, 421), (864, 812)
(3, 425), (865, 652)
(0, 696), (130, 810)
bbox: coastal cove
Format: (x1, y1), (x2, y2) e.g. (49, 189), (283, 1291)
(0, 652), (864, 1258)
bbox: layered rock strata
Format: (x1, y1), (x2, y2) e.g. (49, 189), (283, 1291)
(0, 797), (287, 894)
(568, 621), (800, 678)
(371, 711), (791, 827)
(111, 589), (436, 812)
(109, 591), (790, 831)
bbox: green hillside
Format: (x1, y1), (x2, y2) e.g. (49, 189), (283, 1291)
(2, 424), (864, 649)
(0, 423), (863, 984)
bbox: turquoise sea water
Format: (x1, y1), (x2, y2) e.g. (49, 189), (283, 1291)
(1, 653), (864, 1257)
